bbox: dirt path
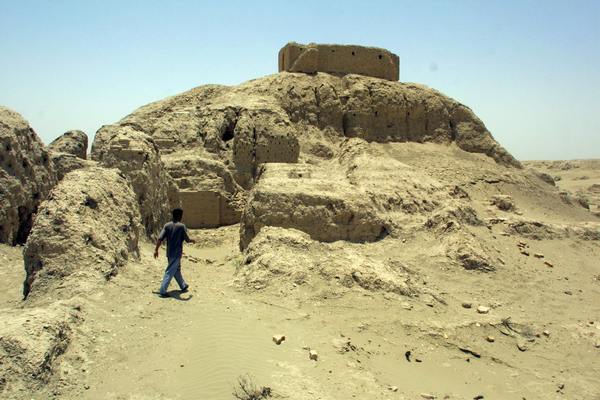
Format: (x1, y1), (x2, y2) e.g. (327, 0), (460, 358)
(48, 224), (597, 400)
(73, 227), (302, 399)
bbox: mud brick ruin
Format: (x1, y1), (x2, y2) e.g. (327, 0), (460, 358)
(278, 42), (400, 81)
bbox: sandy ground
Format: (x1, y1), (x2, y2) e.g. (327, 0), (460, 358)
(4, 222), (592, 400)
(524, 160), (600, 216)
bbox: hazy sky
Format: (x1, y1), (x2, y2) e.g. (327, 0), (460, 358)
(1, 0), (598, 160)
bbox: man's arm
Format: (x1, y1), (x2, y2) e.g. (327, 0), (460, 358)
(153, 239), (163, 259)
(155, 224), (168, 258)
(184, 226), (196, 244)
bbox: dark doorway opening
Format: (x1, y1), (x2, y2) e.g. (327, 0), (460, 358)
(222, 128), (234, 142)
(222, 120), (236, 142)
(15, 206), (32, 245)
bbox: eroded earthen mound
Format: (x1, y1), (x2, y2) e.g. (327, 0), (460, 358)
(48, 130), (92, 180)
(90, 72), (520, 234)
(237, 226), (422, 297)
(84, 69), (560, 298)
(0, 107), (57, 245)
(240, 162), (389, 249)
(50, 152), (95, 181)
(0, 303), (81, 394)
(23, 166), (141, 301)
(92, 125), (178, 236)
(48, 130), (88, 159)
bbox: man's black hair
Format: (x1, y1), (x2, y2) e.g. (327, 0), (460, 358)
(172, 208), (184, 222)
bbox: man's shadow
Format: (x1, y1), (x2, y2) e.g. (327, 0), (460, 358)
(152, 290), (193, 301)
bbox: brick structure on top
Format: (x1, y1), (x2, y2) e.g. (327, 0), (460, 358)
(278, 42), (400, 81)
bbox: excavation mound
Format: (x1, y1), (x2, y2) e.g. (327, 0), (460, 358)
(237, 226), (422, 297)
(50, 152), (95, 181)
(91, 71), (520, 233)
(240, 162), (389, 249)
(23, 166), (141, 301)
(48, 129), (88, 159)
(0, 107), (57, 245)
(0, 303), (81, 395)
(93, 125), (178, 236)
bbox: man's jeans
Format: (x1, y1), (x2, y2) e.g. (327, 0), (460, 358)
(159, 256), (187, 295)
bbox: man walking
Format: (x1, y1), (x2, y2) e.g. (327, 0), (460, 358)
(154, 208), (195, 298)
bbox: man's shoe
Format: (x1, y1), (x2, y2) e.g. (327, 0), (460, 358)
(159, 292), (169, 298)
(181, 285), (190, 293)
